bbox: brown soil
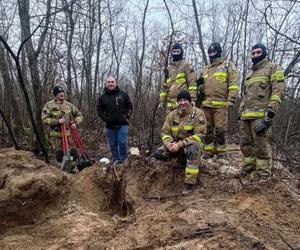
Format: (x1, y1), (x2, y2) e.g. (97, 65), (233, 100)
(0, 146), (299, 250)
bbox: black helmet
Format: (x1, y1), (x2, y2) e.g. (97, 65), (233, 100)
(53, 85), (65, 96)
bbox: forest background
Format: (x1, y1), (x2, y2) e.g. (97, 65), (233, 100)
(0, 0), (299, 169)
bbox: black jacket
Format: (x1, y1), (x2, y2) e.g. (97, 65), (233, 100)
(97, 86), (133, 128)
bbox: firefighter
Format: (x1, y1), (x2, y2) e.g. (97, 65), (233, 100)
(159, 42), (197, 114)
(239, 43), (285, 180)
(42, 85), (83, 163)
(200, 42), (240, 158)
(153, 90), (206, 194)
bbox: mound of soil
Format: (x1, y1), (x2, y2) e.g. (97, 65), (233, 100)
(0, 148), (70, 231)
(0, 147), (300, 250)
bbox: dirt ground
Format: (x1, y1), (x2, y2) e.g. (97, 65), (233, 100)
(0, 147), (300, 250)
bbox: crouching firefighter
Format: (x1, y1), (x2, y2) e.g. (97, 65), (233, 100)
(152, 90), (206, 194)
(42, 85), (83, 165)
(239, 43), (285, 181)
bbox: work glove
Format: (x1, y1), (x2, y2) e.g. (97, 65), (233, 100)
(253, 109), (275, 134)
(197, 84), (205, 101)
(265, 108), (276, 120)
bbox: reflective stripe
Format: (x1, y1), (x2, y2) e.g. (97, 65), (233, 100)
(175, 78), (186, 84)
(228, 85), (239, 91)
(162, 135), (172, 141)
(270, 94), (282, 103)
(188, 86), (197, 91)
(211, 101), (228, 107)
(176, 72), (185, 78)
(166, 78), (171, 84)
(241, 111), (264, 119)
(271, 71), (284, 81)
(216, 146), (226, 152)
(183, 125), (193, 130)
(167, 102), (173, 108)
(247, 76), (268, 86)
(202, 100), (228, 107)
(185, 167), (199, 175)
(214, 72), (227, 82)
(214, 72), (228, 77)
(244, 156), (256, 166)
(171, 127), (179, 132)
(204, 144), (215, 151)
(160, 92), (167, 97)
(192, 135), (203, 144)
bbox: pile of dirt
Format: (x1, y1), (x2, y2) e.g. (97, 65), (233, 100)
(0, 148), (70, 231)
(0, 147), (300, 249)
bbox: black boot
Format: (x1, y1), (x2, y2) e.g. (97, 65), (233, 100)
(182, 183), (194, 194)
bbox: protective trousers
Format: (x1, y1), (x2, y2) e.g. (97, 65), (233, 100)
(153, 142), (201, 184)
(202, 107), (227, 156)
(239, 119), (271, 176)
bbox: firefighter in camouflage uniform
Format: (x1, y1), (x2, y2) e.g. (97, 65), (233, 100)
(153, 90), (206, 194)
(239, 43), (285, 180)
(199, 42), (240, 158)
(159, 43), (197, 114)
(42, 85), (83, 163)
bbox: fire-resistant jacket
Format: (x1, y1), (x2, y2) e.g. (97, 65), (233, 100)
(159, 60), (197, 110)
(240, 58), (285, 119)
(201, 58), (240, 108)
(161, 106), (206, 149)
(42, 100), (83, 137)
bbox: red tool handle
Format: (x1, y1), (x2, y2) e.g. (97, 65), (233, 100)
(61, 123), (69, 154)
(71, 126), (87, 155)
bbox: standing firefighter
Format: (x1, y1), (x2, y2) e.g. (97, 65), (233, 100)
(239, 44), (285, 180)
(199, 42), (240, 158)
(153, 90), (206, 194)
(42, 85), (83, 163)
(159, 43), (197, 114)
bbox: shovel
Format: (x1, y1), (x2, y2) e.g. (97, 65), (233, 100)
(60, 123), (73, 173)
(71, 126), (93, 171)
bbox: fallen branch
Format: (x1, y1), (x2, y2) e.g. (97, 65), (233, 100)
(278, 232), (295, 250)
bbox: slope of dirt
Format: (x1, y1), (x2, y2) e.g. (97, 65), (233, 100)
(0, 147), (300, 250)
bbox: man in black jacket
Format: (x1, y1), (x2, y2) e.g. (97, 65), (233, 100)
(97, 76), (133, 164)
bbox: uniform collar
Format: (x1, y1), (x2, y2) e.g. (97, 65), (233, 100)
(171, 60), (184, 66)
(54, 99), (64, 104)
(251, 58), (269, 71)
(210, 57), (223, 67)
(177, 104), (192, 117)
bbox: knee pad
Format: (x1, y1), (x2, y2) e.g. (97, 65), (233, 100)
(186, 143), (200, 160)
